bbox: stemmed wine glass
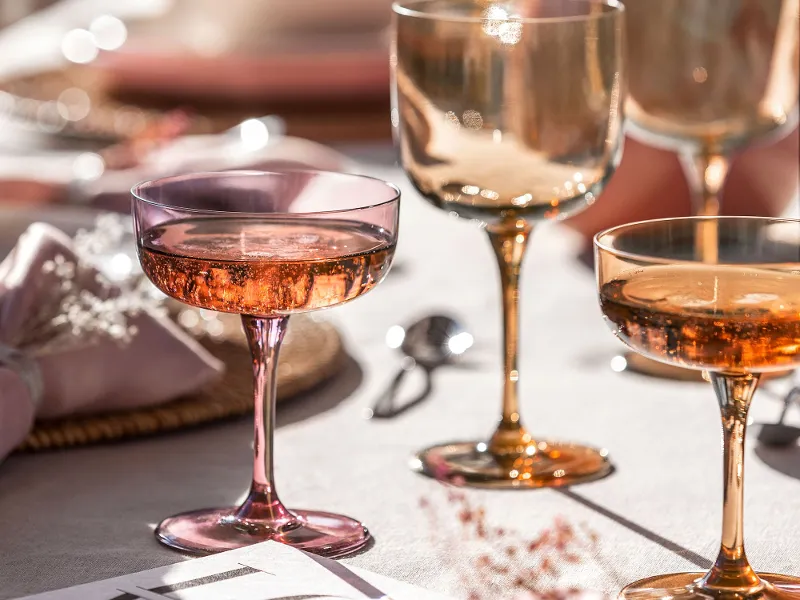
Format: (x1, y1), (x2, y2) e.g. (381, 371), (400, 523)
(392, 0), (625, 488)
(621, 0), (799, 378)
(132, 170), (400, 556)
(626, 0), (798, 217)
(595, 216), (800, 600)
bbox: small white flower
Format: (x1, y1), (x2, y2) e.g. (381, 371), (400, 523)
(26, 214), (166, 353)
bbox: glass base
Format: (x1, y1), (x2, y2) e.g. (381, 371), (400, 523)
(412, 440), (612, 488)
(619, 573), (800, 600)
(155, 507), (370, 557)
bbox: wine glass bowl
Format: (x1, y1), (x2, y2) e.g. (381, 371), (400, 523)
(132, 170), (400, 556)
(394, 0), (625, 225)
(625, 0), (799, 155)
(613, 0), (799, 381)
(595, 217), (800, 600)
(597, 218), (800, 374)
(393, 0), (624, 488)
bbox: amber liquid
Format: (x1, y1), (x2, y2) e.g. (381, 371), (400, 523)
(138, 217), (395, 316)
(600, 265), (800, 373)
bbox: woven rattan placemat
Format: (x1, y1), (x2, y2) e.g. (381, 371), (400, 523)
(17, 316), (343, 452)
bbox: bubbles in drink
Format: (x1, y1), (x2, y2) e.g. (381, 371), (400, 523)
(138, 217), (395, 316)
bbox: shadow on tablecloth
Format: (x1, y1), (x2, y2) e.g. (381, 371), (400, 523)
(755, 444), (800, 481)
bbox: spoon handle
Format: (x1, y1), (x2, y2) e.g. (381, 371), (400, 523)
(778, 394), (792, 424)
(777, 383), (800, 423)
(370, 365), (434, 419)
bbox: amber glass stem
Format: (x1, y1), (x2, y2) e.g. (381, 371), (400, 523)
(487, 221), (533, 455)
(680, 151), (730, 263)
(701, 372), (763, 594)
(237, 315), (293, 524)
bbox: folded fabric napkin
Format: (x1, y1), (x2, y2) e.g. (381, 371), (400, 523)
(0, 221), (224, 462)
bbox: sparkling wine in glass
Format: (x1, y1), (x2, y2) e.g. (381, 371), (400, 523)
(133, 170), (400, 556)
(596, 216), (800, 600)
(392, 0), (625, 488)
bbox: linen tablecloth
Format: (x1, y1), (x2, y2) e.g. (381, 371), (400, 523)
(0, 145), (798, 598)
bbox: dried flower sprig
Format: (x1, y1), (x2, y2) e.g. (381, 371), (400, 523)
(72, 212), (133, 263)
(419, 460), (608, 600)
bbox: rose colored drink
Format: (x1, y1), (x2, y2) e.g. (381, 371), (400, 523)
(139, 217), (395, 315)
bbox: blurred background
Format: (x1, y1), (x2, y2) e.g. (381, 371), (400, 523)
(0, 0), (401, 219)
(0, 0), (795, 237)
(0, 0), (395, 141)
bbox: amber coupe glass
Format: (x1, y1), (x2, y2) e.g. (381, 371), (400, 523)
(596, 217), (800, 600)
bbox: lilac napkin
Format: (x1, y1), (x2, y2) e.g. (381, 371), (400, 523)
(0, 222), (224, 461)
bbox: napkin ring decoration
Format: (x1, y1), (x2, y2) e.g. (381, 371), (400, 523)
(0, 343), (44, 410)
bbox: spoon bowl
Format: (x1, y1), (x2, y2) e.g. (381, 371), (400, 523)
(371, 315), (473, 419)
(389, 315), (473, 368)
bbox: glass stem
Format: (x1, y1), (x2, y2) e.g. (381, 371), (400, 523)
(701, 372), (762, 594)
(680, 151), (730, 217)
(679, 151), (730, 263)
(236, 315), (293, 524)
(487, 221), (533, 456)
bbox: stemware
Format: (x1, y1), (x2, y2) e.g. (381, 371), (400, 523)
(595, 216), (800, 600)
(132, 170), (400, 556)
(620, 0), (799, 379)
(626, 0), (799, 219)
(392, 0), (625, 488)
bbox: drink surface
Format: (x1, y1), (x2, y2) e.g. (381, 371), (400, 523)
(139, 217), (395, 316)
(600, 265), (800, 373)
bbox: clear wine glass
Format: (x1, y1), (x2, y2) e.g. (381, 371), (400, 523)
(620, 0), (799, 379)
(392, 0), (625, 488)
(132, 170), (400, 556)
(626, 0), (798, 218)
(596, 216), (800, 600)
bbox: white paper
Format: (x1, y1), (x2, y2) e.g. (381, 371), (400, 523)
(17, 541), (455, 600)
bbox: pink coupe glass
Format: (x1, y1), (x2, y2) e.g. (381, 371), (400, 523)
(132, 170), (400, 556)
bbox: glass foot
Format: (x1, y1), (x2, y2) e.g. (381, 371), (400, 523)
(411, 440), (612, 488)
(155, 507), (370, 557)
(619, 573), (800, 600)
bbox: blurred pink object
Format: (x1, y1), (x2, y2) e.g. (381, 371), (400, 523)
(82, 134), (357, 213)
(514, 593), (607, 600)
(94, 45), (390, 104)
(514, 593), (607, 599)
(0, 222), (223, 462)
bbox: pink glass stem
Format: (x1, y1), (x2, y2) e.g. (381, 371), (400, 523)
(236, 315), (293, 524)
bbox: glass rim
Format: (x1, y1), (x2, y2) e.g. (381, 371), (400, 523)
(131, 169), (402, 217)
(392, 0), (625, 25)
(594, 215), (800, 266)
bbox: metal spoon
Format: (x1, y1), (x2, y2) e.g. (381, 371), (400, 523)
(367, 315), (473, 419)
(758, 384), (800, 447)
